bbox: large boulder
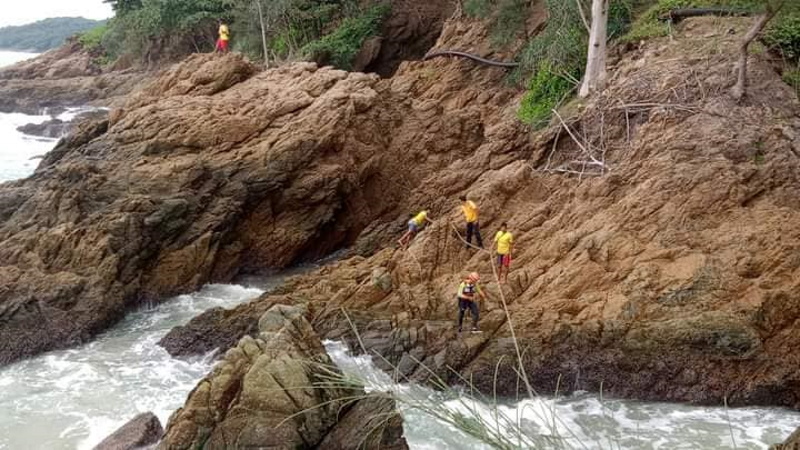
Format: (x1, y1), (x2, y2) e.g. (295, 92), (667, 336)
(772, 428), (800, 450)
(159, 304), (407, 449)
(93, 412), (163, 450)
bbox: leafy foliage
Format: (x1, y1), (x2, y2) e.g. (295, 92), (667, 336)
(78, 24), (109, 51)
(462, 0), (530, 47)
(515, 0), (632, 126)
(302, 4), (390, 70)
(0, 17), (105, 52)
(763, 12), (800, 61)
(518, 62), (579, 126)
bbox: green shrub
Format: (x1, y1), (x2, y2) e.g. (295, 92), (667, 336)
(763, 13), (800, 61)
(463, 0), (492, 18)
(490, 0), (528, 46)
(518, 63), (578, 126)
(302, 4), (390, 70)
(78, 24), (109, 51)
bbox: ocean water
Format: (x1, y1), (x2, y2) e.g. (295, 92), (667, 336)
(326, 341), (800, 449)
(0, 50), (59, 182)
(0, 283), (268, 450)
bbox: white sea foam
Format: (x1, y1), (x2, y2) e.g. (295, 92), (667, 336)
(0, 283), (266, 450)
(325, 341), (800, 450)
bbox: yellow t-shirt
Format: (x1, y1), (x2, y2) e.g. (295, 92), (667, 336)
(462, 200), (478, 223)
(412, 211), (428, 226)
(494, 231), (513, 255)
(219, 24), (230, 41)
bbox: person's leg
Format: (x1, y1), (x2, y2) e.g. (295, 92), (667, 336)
(221, 40), (229, 53)
(502, 255), (510, 282)
(470, 301), (479, 329)
(475, 222), (484, 248)
(457, 299), (467, 331)
(465, 222), (474, 247)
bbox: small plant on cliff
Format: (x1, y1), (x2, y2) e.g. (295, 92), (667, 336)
(302, 4), (391, 70)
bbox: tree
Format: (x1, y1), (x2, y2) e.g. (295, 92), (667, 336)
(579, 0), (609, 98)
(732, 0), (786, 101)
(104, 0), (143, 14)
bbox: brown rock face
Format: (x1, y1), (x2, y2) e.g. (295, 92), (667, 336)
(166, 17), (800, 410)
(0, 19), (524, 366)
(158, 304), (406, 449)
(93, 412), (163, 450)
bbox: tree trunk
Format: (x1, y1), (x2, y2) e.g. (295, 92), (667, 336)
(579, 0), (609, 98)
(732, 12), (773, 102)
(256, 0), (270, 69)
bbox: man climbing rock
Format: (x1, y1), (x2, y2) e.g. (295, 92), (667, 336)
(460, 195), (483, 249)
(494, 222), (514, 284)
(457, 272), (486, 332)
(216, 21), (230, 53)
(398, 210), (432, 250)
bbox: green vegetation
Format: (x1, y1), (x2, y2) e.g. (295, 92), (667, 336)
(78, 24), (109, 52)
(518, 62), (579, 125)
(462, 0), (530, 47)
(302, 4), (390, 70)
(763, 13), (800, 61)
(87, 0), (388, 69)
(0, 17), (104, 52)
(515, 0), (633, 127)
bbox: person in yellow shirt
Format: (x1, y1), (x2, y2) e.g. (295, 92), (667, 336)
(459, 195), (483, 249)
(456, 272), (487, 332)
(398, 210), (432, 250)
(216, 22), (230, 53)
(494, 222), (514, 283)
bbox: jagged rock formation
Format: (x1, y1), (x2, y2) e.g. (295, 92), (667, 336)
(164, 17), (800, 409)
(93, 412), (163, 450)
(158, 304), (406, 449)
(0, 9), (529, 365)
(0, 40), (145, 114)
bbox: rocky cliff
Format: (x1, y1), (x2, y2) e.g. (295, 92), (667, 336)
(162, 16), (800, 411)
(1, 3), (800, 423)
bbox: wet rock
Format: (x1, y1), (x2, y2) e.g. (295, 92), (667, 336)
(772, 427), (800, 450)
(159, 304), (408, 449)
(318, 395), (408, 450)
(17, 119), (68, 139)
(93, 412), (163, 450)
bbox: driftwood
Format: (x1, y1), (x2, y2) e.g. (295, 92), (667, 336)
(659, 8), (753, 23)
(423, 51), (520, 68)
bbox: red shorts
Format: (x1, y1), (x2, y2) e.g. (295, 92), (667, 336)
(216, 39), (229, 52)
(497, 254), (511, 268)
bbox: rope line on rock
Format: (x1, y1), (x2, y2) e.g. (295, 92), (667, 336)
(423, 51), (520, 69)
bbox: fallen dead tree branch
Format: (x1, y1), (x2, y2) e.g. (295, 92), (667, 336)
(423, 51), (520, 68)
(659, 8), (753, 23)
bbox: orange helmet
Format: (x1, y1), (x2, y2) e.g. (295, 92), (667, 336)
(467, 272), (480, 283)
